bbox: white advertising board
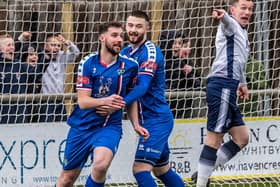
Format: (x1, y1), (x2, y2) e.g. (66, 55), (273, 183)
(0, 118), (279, 186)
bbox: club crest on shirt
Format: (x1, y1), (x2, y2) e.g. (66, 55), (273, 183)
(117, 68), (125, 75)
(97, 76), (112, 97)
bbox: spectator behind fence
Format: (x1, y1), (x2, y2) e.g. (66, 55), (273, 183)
(0, 34), (36, 123)
(19, 43), (45, 122)
(38, 33), (80, 122)
(15, 34), (43, 93)
(160, 31), (201, 91)
(160, 31), (201, 118)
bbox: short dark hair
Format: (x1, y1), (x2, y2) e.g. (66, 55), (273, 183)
(99, 22), (123, 35)
(129, 10), (150, 23)
(45, 33), (61, 42)
(228, 0), (253, 6)
(20, 43), (39, 62)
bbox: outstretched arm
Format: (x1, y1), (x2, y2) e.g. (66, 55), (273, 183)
(213, 9), (236, 34)
(213, 9), (225, 20)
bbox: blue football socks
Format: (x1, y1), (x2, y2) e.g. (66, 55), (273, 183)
(85, 175), (104, 187)
(134, 171), (157, 187)
(157, 168), (185, 187)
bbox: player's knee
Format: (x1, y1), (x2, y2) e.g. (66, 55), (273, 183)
(93, 159), (110, 174)
(153, 164), (170, 177)
(57, 173), (76, 187)
(239, 133), (249, 148)
(133, 161), (153, 174)
(233, 134), (249, 149)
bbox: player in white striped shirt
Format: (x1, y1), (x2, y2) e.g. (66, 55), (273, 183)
(193, 0), (254, 186)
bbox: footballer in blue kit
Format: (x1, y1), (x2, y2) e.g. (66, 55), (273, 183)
(64, 52), (138, 167)
(55, 22), (148, 187)
(121, 40), (174, 165)
(120, 10), (185, 187)
(67, 52), (138, 131)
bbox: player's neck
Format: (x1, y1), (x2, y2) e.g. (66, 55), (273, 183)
(100, 51), (117, 65)
(131, 37), (147, 50)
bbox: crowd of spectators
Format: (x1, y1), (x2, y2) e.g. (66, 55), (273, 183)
(1, 29), (266, 123)
(0, 32), (80, 124)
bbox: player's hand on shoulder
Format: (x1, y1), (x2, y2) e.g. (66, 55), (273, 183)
(237, 85), (249, 100)
(213, 9), (225, 20)
(134, 125), (150, 141)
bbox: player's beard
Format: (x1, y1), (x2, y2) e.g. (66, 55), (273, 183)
(127, 31), (144, 45)
(105, 41), (121, 56)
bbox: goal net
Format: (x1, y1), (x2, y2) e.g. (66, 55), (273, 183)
(0, 0), (279, 186)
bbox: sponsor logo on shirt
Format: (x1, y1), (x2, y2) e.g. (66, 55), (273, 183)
(146, 147), (161, 154)
(77, 75), (89, 85)
(140, 61), (157, 73)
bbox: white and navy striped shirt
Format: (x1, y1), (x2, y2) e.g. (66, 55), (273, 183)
(208, 11), (250, 85)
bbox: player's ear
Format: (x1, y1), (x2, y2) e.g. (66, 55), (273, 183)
(146, 23), (151, 31)
(99, 34), (105, 42)
(229, 5), (234, 15)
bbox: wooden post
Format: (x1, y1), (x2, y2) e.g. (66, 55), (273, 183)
(61, 2), (75, 115)
(150, 0), (162, 45)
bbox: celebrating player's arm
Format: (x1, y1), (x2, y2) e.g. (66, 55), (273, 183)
(94, 93), (150, 140)
(126, 101), (149, 141)
(77, 89), (125, 110)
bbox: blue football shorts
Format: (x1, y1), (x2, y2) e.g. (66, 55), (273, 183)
(206, 77), (245, 133)
(62, 125), (122, 170)
(135, 116), (174, 167)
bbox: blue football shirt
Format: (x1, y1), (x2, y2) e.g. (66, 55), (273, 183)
(67, 52), (138, 130)
(121, 41), (172, 120)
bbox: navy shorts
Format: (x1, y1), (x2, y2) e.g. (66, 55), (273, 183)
(135, 115), (173, 167)
(62, 125), (122, 170)
(206, 77), (245, 133)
